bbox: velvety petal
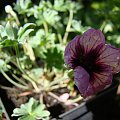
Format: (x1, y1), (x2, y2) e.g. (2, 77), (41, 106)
(74, 65), (112, 97)
(80, 28), (105, 55)
(64, 28), (120, 97)
(96, 44), (120, 73)
(64, 35), (81, 68)
(84, 65), (112, 97)
(74, 66), (90, 96)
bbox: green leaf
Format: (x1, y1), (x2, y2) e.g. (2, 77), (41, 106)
(0, 39), (18, 47)
(54, 0), (68, 12)
(68, 69), (74, 79)
(71, 20), (89, 33)
(18, 115), (35, 120)
(14, 0), (32, 14)
(0, 59), (5, 70)
(0, 25), (7, 38)
(12, 108), (28, 116)
(34, 104), (45, 114)
(36, 110), (50, 119)
(18, 23), (35, 39)
(34, 46), (47, 59)
(44, 46), (64, 69)
(72, 20), (82, 32)
(31, 68), (43, 78)
(27, 5), (39, 18)
(43, 9), (60, 26)
(12, 98), (50, 120)
(18, 29), (34, 44)
(5, 22), (15, 40)
(26, 97), (35, 113)
(29, 29), (45, 48)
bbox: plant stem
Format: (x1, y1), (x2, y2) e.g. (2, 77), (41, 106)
(11, 73), (28, 86)
(100, 21), (106, 31)
(48, 92), (63, 102)
(70, 96), (83, 103)
(1, 69), (28, 90)
(57, 33), (63, 44)
(49, 77), (67, 86)
(14, 44), (41, 91)
(63, 10), (73, 44)
(40, 94), (43, 104)
(11, 59), (40, 89)
(7, 66), (27, 86)
(0, 84), (15, 91)
(50, 84), (67, 90)
(6, 7), (20, 26)
(18, 91), (33, 97)
(43, 22), (48, 35)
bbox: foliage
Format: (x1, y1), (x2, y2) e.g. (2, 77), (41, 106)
(0, 0), (86, 92)
(0, 22), (36, 89)
(0, 0), (120, 118)
(0, 1), (86, 117)
(0, 22), (35, 46)
(12, 97), (50, 120)
(80, 0), (120, 47)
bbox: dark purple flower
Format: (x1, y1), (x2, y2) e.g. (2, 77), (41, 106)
(64, 28), (120, 97)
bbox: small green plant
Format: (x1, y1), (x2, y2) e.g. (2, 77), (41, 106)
(0, 0), (88, 118)
(12, 97), (50, 120)
(0, 22), (38, 90)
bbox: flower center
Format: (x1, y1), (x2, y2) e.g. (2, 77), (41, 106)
(78, 50), (101, 74)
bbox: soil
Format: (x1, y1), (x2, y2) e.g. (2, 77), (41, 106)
(1, 113), (7, 120)
(6, 85), (83, 119)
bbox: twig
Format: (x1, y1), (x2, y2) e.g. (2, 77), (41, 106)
(18, 91), (33, 97)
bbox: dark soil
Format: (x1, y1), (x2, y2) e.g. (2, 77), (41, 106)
(1, 113), (7, 120)
(6, 85), (82, 119)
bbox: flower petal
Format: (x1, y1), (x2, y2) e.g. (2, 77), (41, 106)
(96, 44), (120, 73)
(64, 35), (81, 68)
(64, 29), (105, 69)
(74, 65), (112, 97)
(84, 65), (112, 97)
(80, 28), (105, 55)
(74, 66), (90, 96)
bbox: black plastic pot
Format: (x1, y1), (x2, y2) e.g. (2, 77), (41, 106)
(56, 80), (120, 120)
(0, 78), (120, 120)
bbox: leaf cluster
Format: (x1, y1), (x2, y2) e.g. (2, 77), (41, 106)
(12, 98), (50, 120)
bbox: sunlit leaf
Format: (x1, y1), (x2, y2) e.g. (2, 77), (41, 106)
(12, 98), (50, 120)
